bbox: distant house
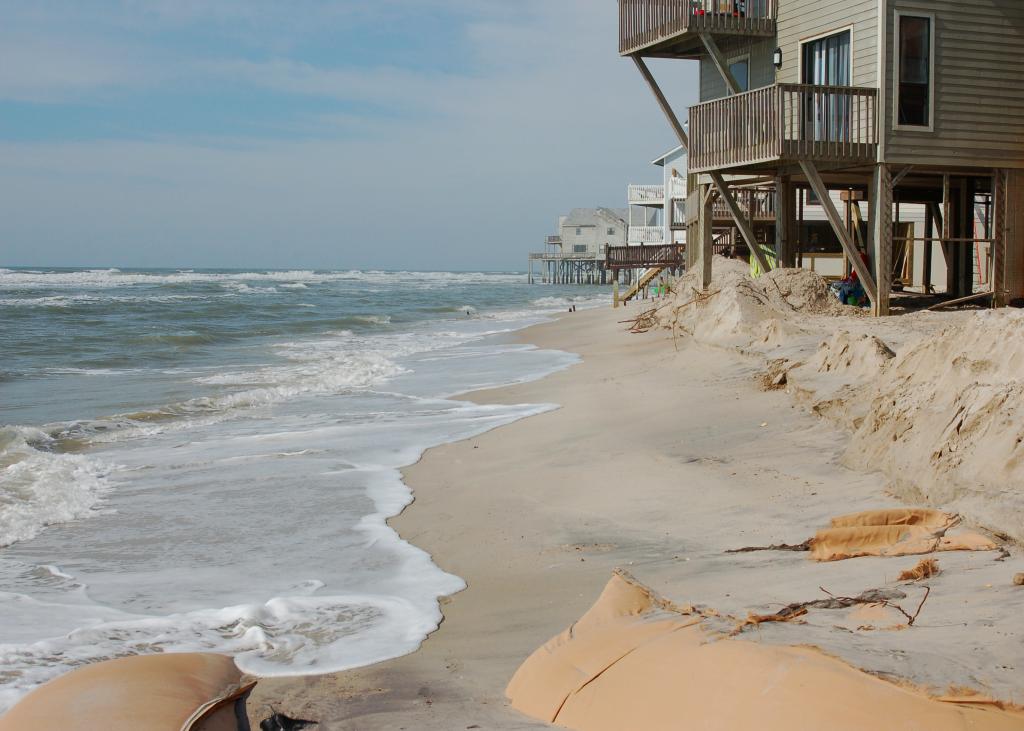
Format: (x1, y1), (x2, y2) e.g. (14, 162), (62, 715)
(528, 208), (629, 285)
(628, 146), (689, 247)
(559, 208), (629, 256)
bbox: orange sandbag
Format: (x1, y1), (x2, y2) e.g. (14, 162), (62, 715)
(0, 653), (255, 731)
(829, 508), (954, 529)
(507, 573), (1024, 731)
(811, 524), (997, 562)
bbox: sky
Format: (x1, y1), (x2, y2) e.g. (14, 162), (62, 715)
(0, 1), (698, 271)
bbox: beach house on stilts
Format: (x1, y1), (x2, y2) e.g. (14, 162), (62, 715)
(529, 209), (629, 284)
(613, 147), (691, 301)
(620, 0), (1024, 315)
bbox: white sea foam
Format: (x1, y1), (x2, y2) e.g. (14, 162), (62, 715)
(0, 293), (203, 308)
(0, 587), (456, 711)
(531, 294), (612, 310)
(0, 427), (116, 548)
(0, 270), (588, 711)
(0, 269), (526, 290)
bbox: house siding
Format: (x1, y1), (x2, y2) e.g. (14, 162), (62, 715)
(776, 0), (879, 88)
(883, 0), (1024, 169)
(698, 37), (775, 102)
(697, 3), (879, 102)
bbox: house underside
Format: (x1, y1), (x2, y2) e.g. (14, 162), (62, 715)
(620, 0), (1024, 316)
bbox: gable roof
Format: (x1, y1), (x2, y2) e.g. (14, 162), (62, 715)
(563, 208), (628, 228)
(652, 145), (686, 167)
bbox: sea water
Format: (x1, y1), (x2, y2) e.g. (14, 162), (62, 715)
(0, 268), (607, 709)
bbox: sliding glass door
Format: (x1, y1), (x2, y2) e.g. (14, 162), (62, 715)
(801, 30), (852, 142)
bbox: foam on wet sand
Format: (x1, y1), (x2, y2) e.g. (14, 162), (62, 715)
(251, 282), (1024, 729)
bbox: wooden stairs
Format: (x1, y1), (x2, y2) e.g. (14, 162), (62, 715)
(620, 267), (665, 303)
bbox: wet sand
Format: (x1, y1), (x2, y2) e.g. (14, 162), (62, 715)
(251, 304), (1024, 729)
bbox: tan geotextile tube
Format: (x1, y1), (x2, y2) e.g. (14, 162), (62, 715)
(829, 508), (953, 529)
(811, 509), (996, 562)
(0, 653), (256, 731)
(507, 572), (1024, 731)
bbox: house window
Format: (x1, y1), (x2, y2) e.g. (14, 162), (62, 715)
(573, 245), (587, 253)
(896, 14), (933, 128)
(607, 227), (616, 235)
(728, 58), (749, 92)
(801, 30), (851, 86)
(801, 30), (852, 142)
(576, 227), (582, 236)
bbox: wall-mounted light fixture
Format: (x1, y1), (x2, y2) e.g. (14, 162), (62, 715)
(773, 47), (783, 69)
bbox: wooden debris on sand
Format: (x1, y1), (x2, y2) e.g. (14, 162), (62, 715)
(730, 585), (933, 635)
(620, 308), (658, 334)
(898, 558), (940, 582)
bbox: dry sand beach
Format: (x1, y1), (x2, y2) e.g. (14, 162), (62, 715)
(252, 260), (1024, 729)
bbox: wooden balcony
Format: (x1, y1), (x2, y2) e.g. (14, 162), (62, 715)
(689, 84), (879, 173)
(606, 244), (686, 270)
(628, 184), (666, 206)
(545, 235), (563, 247)
(619, 0), (776, 58)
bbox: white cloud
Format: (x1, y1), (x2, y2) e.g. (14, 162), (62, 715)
(0, 0), (698, 269)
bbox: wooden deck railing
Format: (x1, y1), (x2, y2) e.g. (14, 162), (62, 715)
(713, 188), (775, 220)
(619, 0), (776, 55)
(607, 244), (686, 269)
(689, 84), (878, 172)
(530, 251), (602, 261)
(684, 187), (775, 224)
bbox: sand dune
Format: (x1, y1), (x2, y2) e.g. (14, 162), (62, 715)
(655, 258), (1024, 544)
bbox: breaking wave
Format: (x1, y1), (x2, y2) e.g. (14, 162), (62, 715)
(0, 427), (116, 548)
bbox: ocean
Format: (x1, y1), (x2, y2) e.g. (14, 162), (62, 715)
(0, 267), (607, 709)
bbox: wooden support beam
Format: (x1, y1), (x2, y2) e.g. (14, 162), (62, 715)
(631, 55), (689, 150)
(631, 53), (771, 274)
(892, 165), (914, 188)
(928, 202), (950, 265)
(923, 203), (934, 293)
(775, 176), (794, 267)
(943, 174), (956, 294)
(698, 31), (742, 96)
(700, 183), (714, 290)
(797, 186), (805, 268)
(993, 169), (1007, 306)
(850, 200), (867, 251)
(712, 174), (772, 274)
(870, 164), (893, 316)
(925, 290), (993, 311)
(800, 160), (878, 306)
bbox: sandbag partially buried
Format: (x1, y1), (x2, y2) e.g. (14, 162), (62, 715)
(0, 653), (256, 731)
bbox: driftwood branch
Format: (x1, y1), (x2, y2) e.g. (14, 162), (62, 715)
(725, 540), (811, 554)
(730, 584), (934, 636)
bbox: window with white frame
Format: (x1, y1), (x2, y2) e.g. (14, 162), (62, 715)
(895, 13), (934, 128)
